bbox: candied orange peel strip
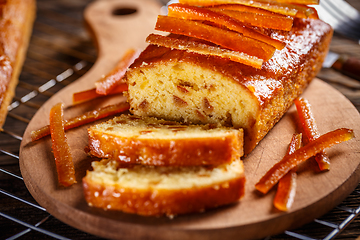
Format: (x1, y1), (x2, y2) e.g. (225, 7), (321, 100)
(179, 0), (298, 16)
(31, 102), (130, 141)
(255, 128), (354, 194)
(273, 133), (302, 211)
(275, 0), (319, 4)
(155, 15), (275, 61)
(168, 3), (286, 49)
(207, 3), (284, 16)
(209, 7), (293, 31)
(294, 97), (331, 171)
(179, 0), (316, 18)
(95, 49), (140, 95)
(147, 34), (264, 68)
(49, 103), (76, 187)
(73, 83), (128, 105)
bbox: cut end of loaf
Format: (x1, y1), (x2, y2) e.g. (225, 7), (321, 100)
(125, 60), (259, 129)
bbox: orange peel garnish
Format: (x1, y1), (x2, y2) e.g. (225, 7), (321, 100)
(274, 0), (319, 4)
(95, 49), (140, 95)
(255, 128), (354, 194)
(209, 6), (293, 31)
(273, 133), (302, 211)
(294, 97), (331, 171)
(179, 0), (317, 18)
(31, 102), (130, 141)
(179, 0), (299, 16)
(155, 15), (275, 61)
(147, 33), (264, 69)
(168, 3), (286, 49)
(49, 103), (77, 187)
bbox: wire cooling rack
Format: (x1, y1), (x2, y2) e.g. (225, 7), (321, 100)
(0, 0), (360, 239)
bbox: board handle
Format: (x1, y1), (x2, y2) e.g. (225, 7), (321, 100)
(80, 0), (161, 87)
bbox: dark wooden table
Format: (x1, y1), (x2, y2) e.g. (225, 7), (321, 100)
(0, 0), (359, 239)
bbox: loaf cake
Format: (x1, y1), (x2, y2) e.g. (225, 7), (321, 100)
(0, 0), (36, 129)
(88, 114), (243, 166)
(124, 17), (333, 154)
(83, 158), (245, 217)
(83, 1), (332, 217)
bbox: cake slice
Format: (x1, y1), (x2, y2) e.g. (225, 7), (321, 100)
(82, 158), (245, 217)
(124, 17), (333, 154)
(88, 114), (243, 166)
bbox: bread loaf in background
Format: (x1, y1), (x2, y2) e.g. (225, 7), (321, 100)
(83, 4), (333, 217)
(124, 17), (333, 154)
(0, 0), (36, 129)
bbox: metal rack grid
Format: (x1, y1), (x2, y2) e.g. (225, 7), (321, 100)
(0, 0), (360, 239)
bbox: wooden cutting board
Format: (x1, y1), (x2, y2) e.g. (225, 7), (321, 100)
(19, 0), (360, 239)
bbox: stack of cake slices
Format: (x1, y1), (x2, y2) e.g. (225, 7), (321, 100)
(82, 114), (246, 217)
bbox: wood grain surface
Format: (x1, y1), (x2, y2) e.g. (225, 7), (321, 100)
(18, 0), (360, 239)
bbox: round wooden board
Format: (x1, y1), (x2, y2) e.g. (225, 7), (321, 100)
(19, 0), (360, 239)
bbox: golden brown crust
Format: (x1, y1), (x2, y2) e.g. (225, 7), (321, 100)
(125, 18), (333, 154)
(83, 166), (246, 217)
(88, 115), (244, 166)
(0, 0), (36, 129)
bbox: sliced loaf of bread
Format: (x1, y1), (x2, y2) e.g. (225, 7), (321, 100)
(88, 114), (243, 166)
(82, 158), (245, 217)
